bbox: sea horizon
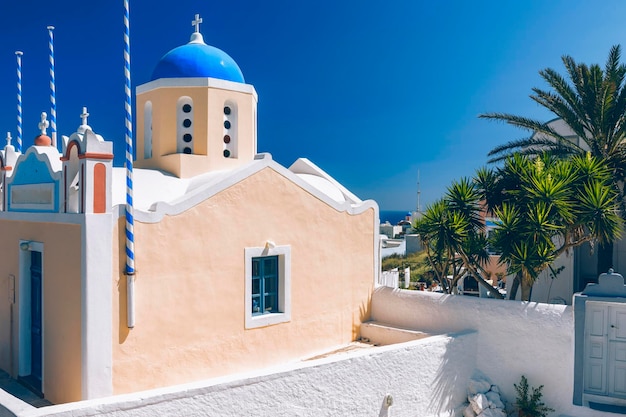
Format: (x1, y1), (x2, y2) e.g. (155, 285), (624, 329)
(379, 209), (412, 225)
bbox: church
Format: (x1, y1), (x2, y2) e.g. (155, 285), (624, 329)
(0, 15), (379, 404)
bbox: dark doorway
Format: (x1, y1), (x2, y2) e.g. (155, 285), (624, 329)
(21, 251), (43, 395)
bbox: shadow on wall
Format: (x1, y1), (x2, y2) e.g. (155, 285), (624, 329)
(354, 293), (373, 340)
(427, 330), (478, 415)
(117, 217), (130, 344)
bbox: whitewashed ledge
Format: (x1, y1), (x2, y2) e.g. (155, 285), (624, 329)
(0, 388), (36, 417)
(3, 333), (476, 417)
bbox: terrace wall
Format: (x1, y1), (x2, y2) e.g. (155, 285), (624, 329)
(2, 287), (619, 416)
(371, 287), (615, 416)
(1, 332), (476, 417)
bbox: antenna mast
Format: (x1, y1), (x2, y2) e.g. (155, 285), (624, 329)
(416, 169), (421, 214)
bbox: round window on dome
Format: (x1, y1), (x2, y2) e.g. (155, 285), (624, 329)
(223, 135), (231, 144)
(224, 120), (231, 129)
(183, 133), (192, 143)
(183, 119), (192, 128)
(183, 147), (192, 154)
(223, 149), (231, 158)
(182, 104), (192, 113)
(224, 106), (231, 115)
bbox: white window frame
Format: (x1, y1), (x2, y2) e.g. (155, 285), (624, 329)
(244, 244), (291, 329)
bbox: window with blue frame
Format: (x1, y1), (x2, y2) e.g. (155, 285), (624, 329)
(245, 245), (291, 329)
(251, 256), (279, 315)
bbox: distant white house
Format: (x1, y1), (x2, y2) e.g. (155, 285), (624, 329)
(380, 221), (403, 239)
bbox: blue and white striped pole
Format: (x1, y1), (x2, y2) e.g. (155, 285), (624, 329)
(15, 51), (23, 153)
(124, 0), (136, 328)
(47, 26), (57, 148)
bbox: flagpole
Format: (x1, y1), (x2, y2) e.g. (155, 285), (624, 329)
(124, 0), (136, 328)
(47, 26), (57, 148)
(15, 51), (23, 153)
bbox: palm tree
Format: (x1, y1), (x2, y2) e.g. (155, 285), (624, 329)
(480, 45), (626, 276)
(414, 178), (503, 298)
(480, 153), (621, 300)
(413, 200), (461, 293)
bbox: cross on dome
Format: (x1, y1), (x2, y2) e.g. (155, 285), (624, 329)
(81, 107), (90, 126)
(38, 112), (49, 135)
(189, 14), (206, 44)
(5, 132), (11, 147)
(192, 14), (203, 33)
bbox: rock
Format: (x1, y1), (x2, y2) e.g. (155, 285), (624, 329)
(468, 378), (492, 395)
(464, 372), (507, 417)
(485, 390), (504, 409)
(463, 404), (477, 417)
(469, 393), (489, 415)
(478, 408), (507, 417)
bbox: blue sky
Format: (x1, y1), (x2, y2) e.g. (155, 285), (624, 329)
(1, 1), (626, 210)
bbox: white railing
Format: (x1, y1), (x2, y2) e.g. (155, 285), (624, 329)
(379, 269), (399, 288)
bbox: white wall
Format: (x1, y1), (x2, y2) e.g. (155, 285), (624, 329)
(510, 250), (575, 304)
(370, 287), (617, 417)
(379, 269), (399, 288)
(9, 332), (476, 417)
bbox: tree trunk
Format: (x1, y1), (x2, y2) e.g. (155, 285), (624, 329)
(520, 272), (533, 302)
(520, 282), (532, 301)
(508, 272), (521, 300)
(438, 276), (450, 293)
(450, 276), (460, 294)
(597, 241), (614, 277)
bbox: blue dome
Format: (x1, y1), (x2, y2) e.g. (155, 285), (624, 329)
(151, 37), (245, 83)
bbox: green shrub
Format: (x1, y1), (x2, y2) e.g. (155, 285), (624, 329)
(514, 375), (554, 417)
(381, 250), (433, 287)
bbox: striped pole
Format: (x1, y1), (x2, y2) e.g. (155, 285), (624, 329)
(15, 51), (23, 153)
(124, 0), (136, 328)
(47, 26), (57, 148)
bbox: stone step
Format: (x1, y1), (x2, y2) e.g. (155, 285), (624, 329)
(360, 321), (431, 346)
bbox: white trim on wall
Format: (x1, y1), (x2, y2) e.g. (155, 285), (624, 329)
(81, 214), (114, 399)
(137, 77), (258, 101)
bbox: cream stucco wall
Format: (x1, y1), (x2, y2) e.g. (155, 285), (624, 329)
(111, 167), (375, 394)
(0, 219), (82, 404)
